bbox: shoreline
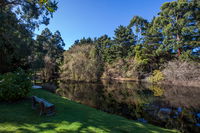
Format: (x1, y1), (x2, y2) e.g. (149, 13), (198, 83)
(101, 77), (200, 88)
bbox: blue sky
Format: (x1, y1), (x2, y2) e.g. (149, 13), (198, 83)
(35, 0), (174, 50)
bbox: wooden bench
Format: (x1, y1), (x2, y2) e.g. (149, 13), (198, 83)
(32, 96), (55, 116)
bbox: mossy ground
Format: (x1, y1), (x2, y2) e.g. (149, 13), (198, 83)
(0, 89), (179, 133)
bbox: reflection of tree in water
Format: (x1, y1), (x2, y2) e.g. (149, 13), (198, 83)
(162, 85), (200, 110)
(58, 81), (155, 119)
(149, 85), (164, 96)
(145, 85), (200, 133)
(58, 82), (104, 108)
(57, 81), (200, 133)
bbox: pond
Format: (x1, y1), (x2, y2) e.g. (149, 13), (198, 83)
(57, 80), (200, 133)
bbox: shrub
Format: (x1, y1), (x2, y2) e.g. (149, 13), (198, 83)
(0, 69), (32, 101)
(162, 60), (200, 87)
(163, 60), (200, 81)
(148, 70), (164, 83)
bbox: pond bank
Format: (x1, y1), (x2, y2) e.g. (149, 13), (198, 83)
(0, 89), (178, 133)
(101, 78), (200, 88)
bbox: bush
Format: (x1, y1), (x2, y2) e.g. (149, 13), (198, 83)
(0, 69), (32, 101)
(148, 70), (164, 83)
(162, 60), (200, 87)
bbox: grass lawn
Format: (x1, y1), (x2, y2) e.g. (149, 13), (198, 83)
(0, 89), (179, 133)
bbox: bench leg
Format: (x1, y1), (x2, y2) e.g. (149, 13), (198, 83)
(46, 106), (56, 116)
(32, 97), (37, 109)
(39, 102), (45, 116)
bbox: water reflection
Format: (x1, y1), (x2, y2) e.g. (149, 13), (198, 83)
(58, 80), (200, 133)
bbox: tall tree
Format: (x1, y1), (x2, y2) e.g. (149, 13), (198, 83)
(0, 9), (33, 73)
(0, 0), (57, 29)
(157, 0), (200, 56)
(128, 16), (149, 43)
(33, 28), (65, 82)
(95, 35), (113, 62)
(114, 25), (136, 57)
(0, 0), (58, 73)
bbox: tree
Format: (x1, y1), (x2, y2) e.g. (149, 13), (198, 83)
(0, 9), (33, 73)
(0, 0), (57, 29)
(0, 0), (58, 73)
(32, 28), (65, 82)
(71, 37), (94, 47)
(113, 25), (136, 57)
(60, 44), (102, 82)
(95, 35), (113, 62)
(157, 0), (200, 57)
(128, 16), (172, 73)
(128, 16), (149, 43)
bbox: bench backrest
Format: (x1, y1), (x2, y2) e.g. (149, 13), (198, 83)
(32, 96), (54, 107)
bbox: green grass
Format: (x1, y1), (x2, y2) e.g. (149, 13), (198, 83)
(0, 89), (179, 133)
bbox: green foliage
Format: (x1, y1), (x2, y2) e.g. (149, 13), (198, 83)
(128, 16), (149, 43)
(134, 43), (172, 74)
(95, 35), (114, 63)
(95, 26), (136, 64)
(114, 25), (136, 57)
(128, 16), (148, 33)
(178, 50), (193, 61)
(72, 37), (94, 47)
(0, 0), (58, 28)
(0, 9), (33, 73)
(0, 0), (58, 74)
(0, 69), (32, 101)
(148, 70), (164, 83)
(31, 28), (65, 82)
(157, 0), (200, 56)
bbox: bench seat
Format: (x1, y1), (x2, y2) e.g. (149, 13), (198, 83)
(32, 96), (55, 116)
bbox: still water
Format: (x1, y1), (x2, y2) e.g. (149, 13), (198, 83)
(57, 80), (200, 133)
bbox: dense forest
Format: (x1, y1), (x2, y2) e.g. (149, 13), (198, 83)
(60, 0), (200, 87)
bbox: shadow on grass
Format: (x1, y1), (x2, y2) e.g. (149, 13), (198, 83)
(0, 89), (178, 133)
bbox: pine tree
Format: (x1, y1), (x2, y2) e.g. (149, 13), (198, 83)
(114, 25), (136, 57)
(157, 0), (200, 57)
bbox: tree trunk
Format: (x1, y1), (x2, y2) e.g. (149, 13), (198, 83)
(178, 48), (181, 56)
(177, 34), (181, 56)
